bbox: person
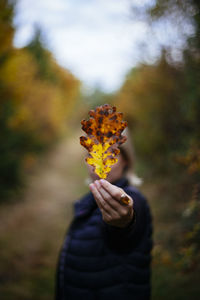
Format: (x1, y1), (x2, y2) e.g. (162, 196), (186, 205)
(54, 127), (153, 300)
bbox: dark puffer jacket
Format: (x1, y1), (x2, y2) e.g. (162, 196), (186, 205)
(54, 176), (153, 300)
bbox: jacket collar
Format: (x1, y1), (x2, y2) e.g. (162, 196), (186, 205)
(74, 176), (129, 218)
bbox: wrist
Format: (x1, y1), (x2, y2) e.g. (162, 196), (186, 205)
(118, 208), (135, 228)
(126, 209), (135, 227)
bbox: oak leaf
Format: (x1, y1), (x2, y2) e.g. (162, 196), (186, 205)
(80, 104), (128, 179)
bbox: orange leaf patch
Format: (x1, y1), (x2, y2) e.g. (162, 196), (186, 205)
(80, 104), (128, 179)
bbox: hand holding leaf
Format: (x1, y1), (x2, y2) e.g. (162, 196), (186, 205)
(89, 179), (134, 228)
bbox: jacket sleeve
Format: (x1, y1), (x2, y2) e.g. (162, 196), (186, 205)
(101, 187), (149, 253)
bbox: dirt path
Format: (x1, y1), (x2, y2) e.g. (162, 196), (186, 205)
(0, 129), (88, 300)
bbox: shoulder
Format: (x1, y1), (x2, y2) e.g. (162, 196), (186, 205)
(124, 185), (146, 199)
(124, 185), (148, 207)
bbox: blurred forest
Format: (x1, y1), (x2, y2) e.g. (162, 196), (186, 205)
(0, 0), (82, 199)
(0, 0), (200, 299)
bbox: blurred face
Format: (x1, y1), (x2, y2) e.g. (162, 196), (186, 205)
(85, 152), (128, 183)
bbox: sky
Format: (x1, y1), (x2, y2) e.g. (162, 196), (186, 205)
(13, 0), (194, 93)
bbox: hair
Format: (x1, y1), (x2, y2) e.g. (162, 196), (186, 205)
(84, 126), (143, 186)
(118, 127), (143, 186)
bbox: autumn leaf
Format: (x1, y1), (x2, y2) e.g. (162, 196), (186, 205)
(80, 104), (128, 179)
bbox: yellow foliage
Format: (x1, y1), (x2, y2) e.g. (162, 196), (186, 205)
(0, 48), (81, 142)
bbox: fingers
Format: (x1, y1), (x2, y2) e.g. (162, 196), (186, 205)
(89, 179), (135, 228)
(89, 183), (112, 216)
(98, 179), (124, 202)
(99, 179), (133, 207)
(94, 180), (121, 212)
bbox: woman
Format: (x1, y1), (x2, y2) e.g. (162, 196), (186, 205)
(55, 128), (153, 300)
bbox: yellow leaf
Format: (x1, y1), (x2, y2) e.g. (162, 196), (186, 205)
(80, 104), (128, 179)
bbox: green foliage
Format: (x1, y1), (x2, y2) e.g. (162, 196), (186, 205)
(116, 50), (188, 176)
(26, 28), (58, 83)
(0, 0), (15, 60)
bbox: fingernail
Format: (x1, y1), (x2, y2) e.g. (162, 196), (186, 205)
(95, 180), (100, 188)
